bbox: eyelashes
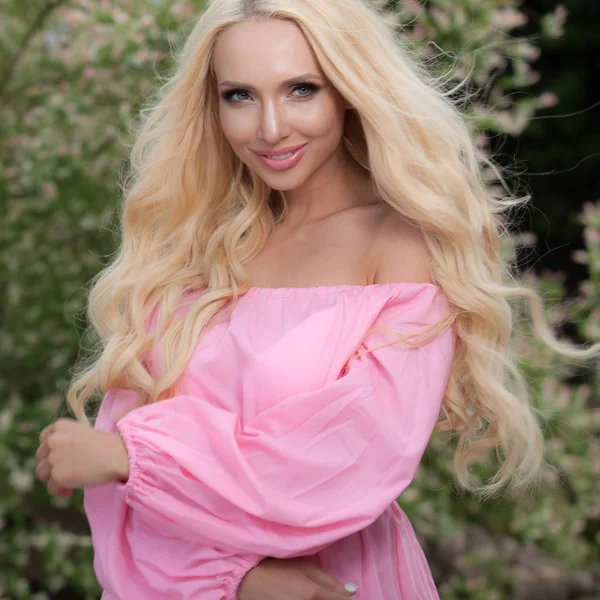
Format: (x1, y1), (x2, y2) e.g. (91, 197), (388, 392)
(220, 82), (322, 103)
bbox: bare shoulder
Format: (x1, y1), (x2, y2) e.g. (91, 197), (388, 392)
(372, 207), (432, 285)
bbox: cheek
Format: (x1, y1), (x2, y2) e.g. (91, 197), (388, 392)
(219, 107), (252, 150)
(296, 96), (346, 141)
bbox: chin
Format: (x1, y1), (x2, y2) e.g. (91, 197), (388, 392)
(254, 168), (308, 192)
(266, 179), (303, 192)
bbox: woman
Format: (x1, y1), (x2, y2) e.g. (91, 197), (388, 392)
(34, 0), (599, 598)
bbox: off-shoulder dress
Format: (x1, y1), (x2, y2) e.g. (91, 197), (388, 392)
(83, 282), (456, 599)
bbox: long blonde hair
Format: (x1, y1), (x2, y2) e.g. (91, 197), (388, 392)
(67, 0), (599, 498)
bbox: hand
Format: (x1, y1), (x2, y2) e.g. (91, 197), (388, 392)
(237, 557), (358, 600)
(35, 418), (129, 497)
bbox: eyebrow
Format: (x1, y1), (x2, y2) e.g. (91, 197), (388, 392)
(219, 73), (322, 90)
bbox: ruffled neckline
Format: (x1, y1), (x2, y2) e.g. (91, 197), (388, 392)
(189, 281), (440, 299)
(244, 281), (439, 297)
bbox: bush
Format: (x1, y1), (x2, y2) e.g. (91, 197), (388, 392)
(1, 1), (597, 598)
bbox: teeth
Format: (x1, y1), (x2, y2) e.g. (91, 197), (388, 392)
(266, 150), (296, 160)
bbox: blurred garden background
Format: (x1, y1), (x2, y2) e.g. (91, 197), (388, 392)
(1, 0), (599, 598)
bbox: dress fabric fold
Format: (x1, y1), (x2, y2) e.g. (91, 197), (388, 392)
(84, 282), (455, 600)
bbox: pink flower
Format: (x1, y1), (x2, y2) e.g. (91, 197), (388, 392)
(544, 5), (569, 38)
(170, 3), (195, 20)
(113, 8), (130, 25)
(430, 7), (450, 29)
(555, 5), (568, 27)
(584, 227), (600, 245)
(537, 92), (559, 109)
(41, 182), (58, 200)
(64, 8), (86, 27)
(492, 9), (528, 30)
(57, 142), (70, 157)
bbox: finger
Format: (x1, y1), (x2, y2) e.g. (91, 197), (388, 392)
(39, 424), (54, 444)
(35, 443), (49, 461)
(35, 459), (51, 484)
(303, 564), (356, 596)
(47, 477), (65, 497)
(47, 482), (73, 499)
(318, 587), (359, 600)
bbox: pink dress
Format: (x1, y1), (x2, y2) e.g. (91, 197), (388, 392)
(84, 282), (455, 600)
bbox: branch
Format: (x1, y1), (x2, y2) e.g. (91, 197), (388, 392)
(0, 0), (69, 98)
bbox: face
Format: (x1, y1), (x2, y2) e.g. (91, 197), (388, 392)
(213, 18), (351, 192)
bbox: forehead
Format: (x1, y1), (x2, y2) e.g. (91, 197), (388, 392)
(213, 18), (322, 81)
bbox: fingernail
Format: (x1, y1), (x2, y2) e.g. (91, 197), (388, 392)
(345, 583), (359, 593)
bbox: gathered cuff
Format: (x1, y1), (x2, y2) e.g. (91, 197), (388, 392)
(221, 553), (265, 600)
(114, 421), (142, 502)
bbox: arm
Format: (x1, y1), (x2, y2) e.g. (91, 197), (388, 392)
(113, 293), (455, 558)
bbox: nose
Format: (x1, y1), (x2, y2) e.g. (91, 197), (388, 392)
(257, 99), (290, 145)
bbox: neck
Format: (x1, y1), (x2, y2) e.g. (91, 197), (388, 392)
(280, 146), (374, 228)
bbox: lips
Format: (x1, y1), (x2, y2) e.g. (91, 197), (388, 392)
(255, 143), (307, 157)
(255, 143), (308, 171)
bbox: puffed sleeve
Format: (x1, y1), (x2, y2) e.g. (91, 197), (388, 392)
(115, 292), (455, 561)
(220, 553), (265, 600)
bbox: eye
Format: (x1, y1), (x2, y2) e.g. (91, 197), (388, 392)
(220, 82), (321, 104)
(221, 89), (251, 102)
(291, 83), (320, 97)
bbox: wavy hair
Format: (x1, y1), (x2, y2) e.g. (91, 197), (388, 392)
(67, 0), (599, 498)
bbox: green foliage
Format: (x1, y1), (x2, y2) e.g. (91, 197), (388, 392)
(403, 216), (600, 595)
(1, 1), (207, 596)
(1, 0), (598, 598)
(385, 0), (567, 136)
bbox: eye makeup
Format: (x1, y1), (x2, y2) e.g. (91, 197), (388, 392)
(220, 81), (322, 103)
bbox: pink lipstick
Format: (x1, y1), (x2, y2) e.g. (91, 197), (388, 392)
(254, 143), (308, 171)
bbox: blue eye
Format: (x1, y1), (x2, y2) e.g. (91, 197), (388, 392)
(221, 82), (321, 103)
(291, 83), (320, 97)
(222, 90), (250, 102)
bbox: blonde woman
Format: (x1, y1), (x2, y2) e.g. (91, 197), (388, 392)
(34, 0), (598, 598)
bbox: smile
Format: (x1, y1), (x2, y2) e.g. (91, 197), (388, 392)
(254, 144), (308, 171)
